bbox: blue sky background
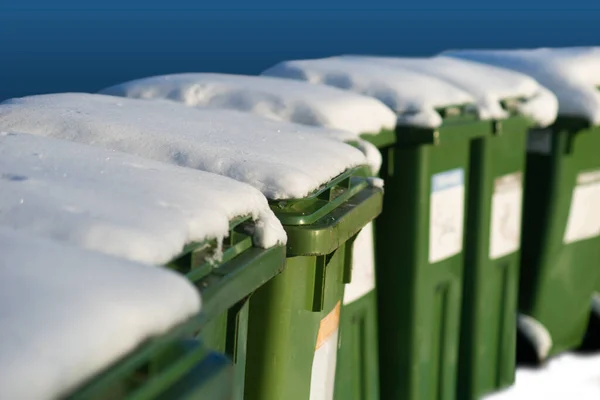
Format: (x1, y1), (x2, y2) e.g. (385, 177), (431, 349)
(1, 3), (599, 100)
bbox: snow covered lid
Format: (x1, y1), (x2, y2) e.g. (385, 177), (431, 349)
(100, 74), (383, 174)
(99, 73), (397, 135)
(262, 57), (475, 128)
(341, 55), (558, 127)
(0, 131), (286, 265)
(444, 47), (600, 125)
(0, 93), (368, 200)
(0, 227), (201, 400)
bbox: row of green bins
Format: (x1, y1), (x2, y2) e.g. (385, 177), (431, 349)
(246, 166), (383, 400)
(99, 71), (397, 400)
(0, 227), (233, 400)
(346, 56), (548, 399)
(262, 58), (477, 400)
(0, 95), (384, 400)
(262, 57), (536, 400)
(0, 131), (289, 400)
(442, 49), (600, 364)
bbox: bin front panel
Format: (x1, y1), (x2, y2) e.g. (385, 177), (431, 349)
(375, 134), (469, 400)
(244, 251), (346, 400)
(459, 120), (527, 400)
(521, 122), (600, 355)
(334, 289), (379, 400)
(334, 221), (379, 400)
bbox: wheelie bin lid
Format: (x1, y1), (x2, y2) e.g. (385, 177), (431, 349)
(100, 72), (393, 174)
(99, 73), (397, 138)
(343, 55), (559, 128)
(262, 56), (475, 130)
(0, 228), (202, 400)
(0, 93), (372, 201)
(0, 132), (287, 265)
(442, 47), (600, 126)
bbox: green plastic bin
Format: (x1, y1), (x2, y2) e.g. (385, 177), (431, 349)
(244, 167), (383, 400)
(457, 105), (530, 400)
(366, 107), (531, 400)
(169, 217), (286, 400)
(517, 116), (600, 362)
(334, 220), (380, 400)
(68, 217), (287, 400)
(361, 103), (531, 400)
(361, 107), (485, 400)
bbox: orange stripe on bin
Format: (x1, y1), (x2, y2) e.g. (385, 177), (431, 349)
(315, 301), (341, 350)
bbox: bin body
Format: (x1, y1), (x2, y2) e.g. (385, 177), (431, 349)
(368, 117), (486, 400)
(245, 169), (383, 400)
(177, 219), (287, 400)
(519, 118), (600, 358)
(69, 219), (287, 400)
(458, 116), (529, 399)
(334, 221), (380, 400)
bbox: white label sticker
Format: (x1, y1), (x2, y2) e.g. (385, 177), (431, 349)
(489, 172), (524, 260)
(429, 169), (465, 264)
(564, 170), (600, 244)
(309, 301), (340, 400)
(527, 129), (552, 154)
(343, 222), (376, 305)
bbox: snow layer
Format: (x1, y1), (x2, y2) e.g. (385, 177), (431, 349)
(0, 227), (201, 400)
(0, 132), (286, 264)
(341, 55), (558, 127)
(101, 74), (384, 174)
(99, 73), (397, 136)
(484, 352), (600, 400)
(444, 47), (600, 125)
(262, 57), (474, 128)
(0, 93), (368, 200)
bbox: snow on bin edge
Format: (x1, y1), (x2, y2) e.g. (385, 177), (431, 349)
(0, 93), (368, 201)
(342, 54), (558, 128)
(99, 72), (398, 136)
(0, 228), (201, 400)
(0, 131), (287, 265)
(443, 48), (600, 126)
(261, 57), (475, 129)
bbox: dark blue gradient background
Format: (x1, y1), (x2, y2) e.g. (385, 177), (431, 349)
(1, 2), (600, 100)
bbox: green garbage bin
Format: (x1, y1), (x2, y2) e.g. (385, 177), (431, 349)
(168, 217), (287, 400)
(0, 132), (288, 400)
(437, 48), (600, 364)
(71, 219), (286, 399)
(518, 117), (600, 361)
(368, 104), (530, 400)
(457, 106), (530, 400)
(370, 108), (531, 400)
(245, 166), (383, 400)
(0, 227), (232, 400)
(368, 108), (488, 400)
(98, 72), (396, 400)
